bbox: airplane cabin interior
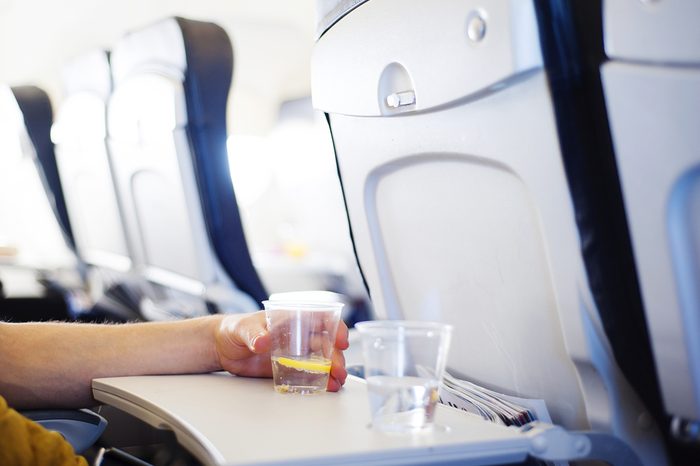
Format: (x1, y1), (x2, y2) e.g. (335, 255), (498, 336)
(0, 0), (699, 465)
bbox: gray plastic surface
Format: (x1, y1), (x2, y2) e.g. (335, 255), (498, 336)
(93, 374), (530, 466)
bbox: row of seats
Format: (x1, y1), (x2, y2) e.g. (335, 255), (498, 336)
(313, 0), (699, 464)
(1, 17), (267, 321)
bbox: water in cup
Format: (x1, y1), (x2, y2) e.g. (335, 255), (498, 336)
(356, 320), (452, 432)
(264, 298), (343, 395)
(367, 375), (440, 431)
(271, 356), (332, 394)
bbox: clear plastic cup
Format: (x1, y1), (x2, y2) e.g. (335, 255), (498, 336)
(355, 320), (452, 432)
(263, 300), (344, 394)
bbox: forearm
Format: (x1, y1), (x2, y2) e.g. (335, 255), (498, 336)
(0, 315), (227, 410)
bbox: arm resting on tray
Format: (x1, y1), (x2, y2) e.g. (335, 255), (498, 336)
(0, 312), (348, 409)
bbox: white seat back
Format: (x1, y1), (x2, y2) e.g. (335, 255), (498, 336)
(0, 85), (75, 271)
(313, 0), (666, 463)
(107, 18), (260, 316)
(52, 51), (133, 275)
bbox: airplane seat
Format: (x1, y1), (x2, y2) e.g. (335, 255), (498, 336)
(600, 0), (700, 454)
(107, 17), (266, 319)
(312, 0), (667, 464)
(52, 50), (144, 323)
(0, 85), (109, 451)
(534, 0), (676, 451)
(11, 86), (75, 251)
(0, 84), (80, 322)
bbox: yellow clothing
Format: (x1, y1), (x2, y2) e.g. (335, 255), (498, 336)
(0, 395), (87, 466)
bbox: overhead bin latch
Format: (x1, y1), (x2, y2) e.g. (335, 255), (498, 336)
(385, 90), (416, 109)
(378, 62), (415, 114)
(521, 422), (643, 465)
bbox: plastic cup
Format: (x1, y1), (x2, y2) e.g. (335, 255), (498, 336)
(355, 320), (452, 432)
(263, 300), (344, 394)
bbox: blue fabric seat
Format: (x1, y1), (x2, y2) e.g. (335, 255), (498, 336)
(177, 17), (267, 306)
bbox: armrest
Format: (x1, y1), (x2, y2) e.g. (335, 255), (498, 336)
(22, 408), (108, 454)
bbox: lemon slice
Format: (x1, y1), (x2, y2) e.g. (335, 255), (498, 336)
(275, 357), (331, 374)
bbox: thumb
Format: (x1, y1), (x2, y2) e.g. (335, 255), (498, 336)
(228, 311), (271, 354)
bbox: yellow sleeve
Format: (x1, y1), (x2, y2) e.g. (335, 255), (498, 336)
(0, 395), (88, 466)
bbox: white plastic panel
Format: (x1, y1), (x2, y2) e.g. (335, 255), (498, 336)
(602, 62), (700, 420)
(312, 0), (542, 116)
(53, 92), (132, 272)
(604, 0), (700, 65)
(107, 74), (215, 288)
(329, 72), (594, 429)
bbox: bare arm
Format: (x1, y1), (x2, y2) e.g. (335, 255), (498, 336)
(0, 312), (349, 410)
(0, 316), (224, 410)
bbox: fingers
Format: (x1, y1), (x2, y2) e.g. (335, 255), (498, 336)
(335, 320), (349, 351)
(217, 311), (350, 391)
(328, 321), (349, 392)
(327, 348), (347, 392)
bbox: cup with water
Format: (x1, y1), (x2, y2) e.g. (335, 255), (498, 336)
(355, 320), (452, 433)
(264, 299), (344, 394)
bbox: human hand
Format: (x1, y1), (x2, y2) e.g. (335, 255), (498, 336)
(215, 311), (349, 391)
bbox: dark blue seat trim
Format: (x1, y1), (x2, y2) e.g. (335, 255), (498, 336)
(175, 17), (267, 306)
(532, 0), (688, 459)
(11, 86), (75, 250)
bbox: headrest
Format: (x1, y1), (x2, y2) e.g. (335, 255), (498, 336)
(62, 50), (112, 101)
(111, 17), (233, 132)
(110, 17), (186, 85)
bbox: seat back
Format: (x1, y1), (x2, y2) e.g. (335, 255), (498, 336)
(107, 17), (265, 316)
(0, 85), (76, 271)
(52, 51), (133, 276)
(11, 86), (75, 251)
(601, 0), (700, 424)
(312, 0), (666, 463)
(535, 0), (667, 443)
